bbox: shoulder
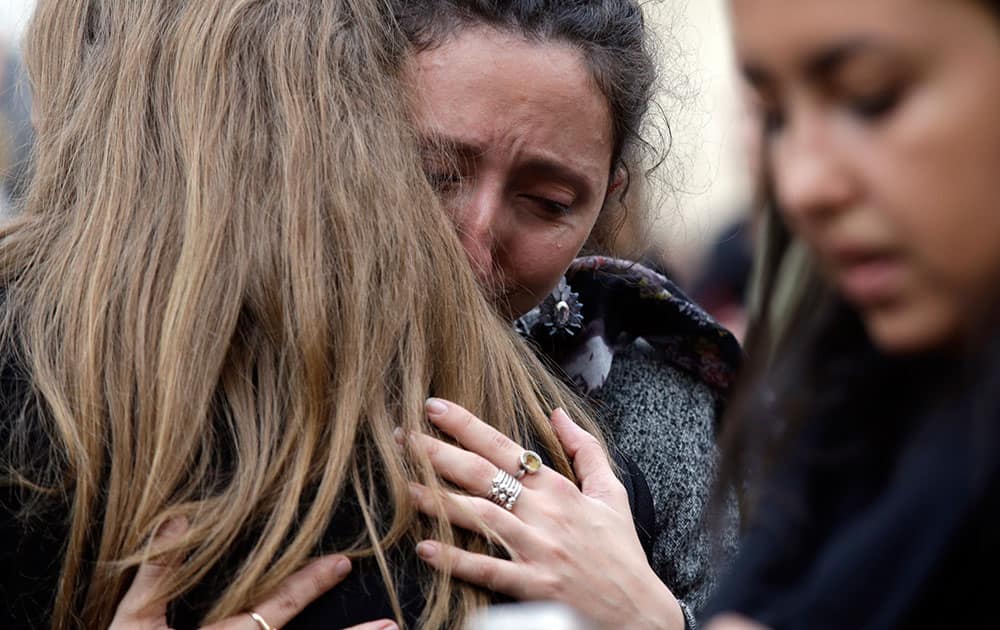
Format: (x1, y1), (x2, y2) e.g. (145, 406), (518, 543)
(599, 341), (718, 437)
(595, 341), (719, 510)
(594, 340), (720, 517)
(519, 256), (741, 404)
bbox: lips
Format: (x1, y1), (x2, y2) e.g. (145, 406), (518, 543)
(824, 244), (906, 305)
(839, 257), (907, 304)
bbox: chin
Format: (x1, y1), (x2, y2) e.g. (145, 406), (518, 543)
(861, 304), (961, 356)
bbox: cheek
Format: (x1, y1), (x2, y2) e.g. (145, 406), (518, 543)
(506, 223), (590, 288)
(862, 157), (1000, 352)
(883, 153), (1000, 304)
(852, 90), (1000, 343)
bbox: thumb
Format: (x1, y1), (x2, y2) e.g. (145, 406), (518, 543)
(550, 408), (630, 514)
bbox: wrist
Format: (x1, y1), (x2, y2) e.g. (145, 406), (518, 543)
(629, 569), (685, 630)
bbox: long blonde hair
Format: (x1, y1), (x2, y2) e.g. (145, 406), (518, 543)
(1, 1), (603, 628)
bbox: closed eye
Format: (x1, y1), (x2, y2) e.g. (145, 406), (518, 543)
(848, 88), (900, 120)
(527, 196), (572, 216)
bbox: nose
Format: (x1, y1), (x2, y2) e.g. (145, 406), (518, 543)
(771, 116), (856, 227)
(450, 184), (506, 288)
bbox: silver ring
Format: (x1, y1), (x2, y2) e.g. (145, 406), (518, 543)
(515, 450), (543, 479)
(248, 611), (275, 630)
(488, 469), (523, 511)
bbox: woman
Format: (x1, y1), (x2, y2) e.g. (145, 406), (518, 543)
(0, 1), (612, 628)
(706, 0), (1000, 626)
(410, 0), (1000, 628)
(396, 2), (742, 624)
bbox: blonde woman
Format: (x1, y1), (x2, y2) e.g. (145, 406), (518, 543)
(0, 1), (619, 628)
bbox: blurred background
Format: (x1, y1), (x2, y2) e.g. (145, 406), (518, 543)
(0, 0), (754, 329)
(0, 0), (35, 217)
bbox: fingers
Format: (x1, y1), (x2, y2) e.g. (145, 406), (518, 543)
(205, 555), (352, 630)
(550, 408), (630, 514)
(401, 429), (502, 496)
(408, 483), (530, 548)
(415, 541), (534, 601)
(111, 516), (189, 627)
(424, 398), (524, 475)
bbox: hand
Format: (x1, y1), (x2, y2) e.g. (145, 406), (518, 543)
(403, 399), (684, 630)
(109, 518), (398, 630)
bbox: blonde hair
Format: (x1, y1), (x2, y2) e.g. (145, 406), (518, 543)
(2, 1), (603, 628)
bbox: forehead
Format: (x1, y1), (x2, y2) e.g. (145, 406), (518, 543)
(729, 0), (989, 67)
(405, 25), (613, 166)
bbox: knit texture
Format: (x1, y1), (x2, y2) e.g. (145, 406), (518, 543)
(596, 341), (738, 623)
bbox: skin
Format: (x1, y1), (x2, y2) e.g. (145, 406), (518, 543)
(407, 26), (615, 318)
(733, 0), (1000, 355)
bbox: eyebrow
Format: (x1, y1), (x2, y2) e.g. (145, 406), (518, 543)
(417, 131), (600, 199)
(418, 132), (487, 161)
(742, 36), (894, 88)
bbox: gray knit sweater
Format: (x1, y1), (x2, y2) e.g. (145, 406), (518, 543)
(598, 341), (739, 626)
(519, 257), (742, 629)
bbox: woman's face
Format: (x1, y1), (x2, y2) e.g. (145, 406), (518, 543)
(732, 0), (1000, 353)
(407, 26), (615, 319)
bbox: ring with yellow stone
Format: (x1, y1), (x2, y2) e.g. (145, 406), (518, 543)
(517, 449), (543, 478)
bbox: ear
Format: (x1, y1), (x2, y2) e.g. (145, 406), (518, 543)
(607, 168), (627, 195)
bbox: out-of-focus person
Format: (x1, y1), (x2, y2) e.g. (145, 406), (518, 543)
(707, 0), (1000, 627)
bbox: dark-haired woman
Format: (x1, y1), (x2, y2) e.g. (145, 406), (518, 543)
(396, 2), (741, 626)
(704, 0), (1000, 627)
(407, 0), (1000, 629)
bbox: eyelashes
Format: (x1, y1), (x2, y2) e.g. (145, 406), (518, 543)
(422, 168), (575, 218)
(759, 87), (902, 138)
(531, 197), (572, 216)
(848, 88), (900, 119)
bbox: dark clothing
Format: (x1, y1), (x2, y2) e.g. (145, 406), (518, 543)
(705, 354), (1000, 629)
(0, 393), (656, 630)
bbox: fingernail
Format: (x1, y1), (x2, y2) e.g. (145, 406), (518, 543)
(393, 426), (405, 444)
(416, 541), (438, 560)
(425, 398), (448, 417)
(334, 557), (351, 577)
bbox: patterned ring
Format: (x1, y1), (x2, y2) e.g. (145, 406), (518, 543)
(488, 469), (524, 511)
